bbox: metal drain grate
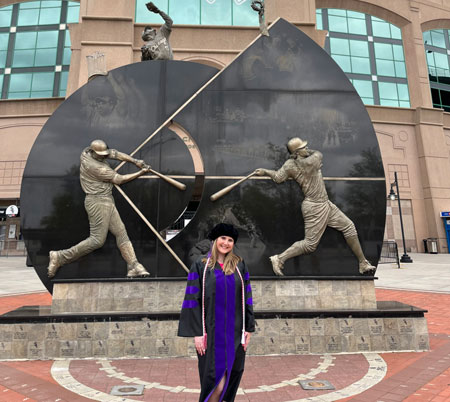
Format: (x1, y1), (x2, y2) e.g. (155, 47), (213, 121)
(299, 380), (335, 390)
(110, 384), (145, 396)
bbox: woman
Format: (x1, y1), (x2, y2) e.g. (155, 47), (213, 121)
(178, 223), (255, 402)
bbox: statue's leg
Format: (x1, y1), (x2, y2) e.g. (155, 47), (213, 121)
(109, 206), (149, 277)
(327, 202), (375, 274)
(48, 197), (111, 277)
(270, 201), (329, 276)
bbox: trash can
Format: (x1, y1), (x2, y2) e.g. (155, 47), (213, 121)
(426, 238), (438, 254)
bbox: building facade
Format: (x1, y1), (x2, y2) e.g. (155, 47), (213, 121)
(1, 0), (450, 255)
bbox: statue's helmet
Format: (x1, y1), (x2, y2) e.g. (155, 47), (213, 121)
(90, 139), (109, 156)
(287, 137), (308, 154)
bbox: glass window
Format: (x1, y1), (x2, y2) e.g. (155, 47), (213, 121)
(349, 40), (369, 57)
(316, 9), (323, 30)
(376, 59), (395, 76)
(328, 9), (347, 17)
(169, 0), (200, 24)
(0, 50), (6, 68)
(374, 42), (393, 60)
(17, 9), (40, 26)
(431, 30), (446, 48)
(394, 61), (407, 78)
(328, 15), (347, 33)
(233, 0), (258, 26)
(372, 19), (391, 38)
(42, 1), (63, 8)
(434, 52), (449, 70)
(397, 83), (409, 101)
(31, 72), (54, 91)
(332, 54), (351, 72)
(0, 7), (12, 28)
(19, 2), (40, 10)
(348, 17), (366, 35)
(34, 48), (57, 66)
(347, 11), (365, 19)
(391, 25), (402, 40)
(380, 99), (399, 107)
(330, 37), (349, 55)
(12, 49), (35, 67)
(62, 47), (71, 65)
(9, 73), (33, 92)
(30, 90), (53, 98)
(201, 0), (232, 26)
(38, 7), (61, 25)
(392, 44), (404, 61)
(351, 56), (371, 74)
(0, 33), (9, 50)
(378, 81), (398, 100)
(67, 3), (80, 24)
(136, 0), (168, 23)
(14, 32), (37, 49)
(352, 79), (373, 98)
(37, 31), (59, 48)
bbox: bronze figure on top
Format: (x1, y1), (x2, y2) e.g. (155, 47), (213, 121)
(141, 2), (173, 61)
(255, 137), (376, 276)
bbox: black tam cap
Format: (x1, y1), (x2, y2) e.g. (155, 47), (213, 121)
(207, 223), (239, 244)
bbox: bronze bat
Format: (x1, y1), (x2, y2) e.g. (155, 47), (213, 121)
(210, 171), (257, 201)
(148, 168), (186, 191)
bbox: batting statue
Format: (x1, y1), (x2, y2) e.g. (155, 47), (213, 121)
(47, 140), (152, 278)
(255, 137), (376, 276)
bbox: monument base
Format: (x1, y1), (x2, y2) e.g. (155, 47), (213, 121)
(0, 279), (429, 360)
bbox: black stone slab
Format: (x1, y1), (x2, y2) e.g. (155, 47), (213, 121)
(22, 18), (385, 293)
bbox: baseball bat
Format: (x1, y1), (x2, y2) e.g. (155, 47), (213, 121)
(210, 171), (257, 201)
(148, 168), (186, 191)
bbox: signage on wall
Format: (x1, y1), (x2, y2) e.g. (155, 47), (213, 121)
(440, 211), (450, 217)
(6, 205), (19, 218)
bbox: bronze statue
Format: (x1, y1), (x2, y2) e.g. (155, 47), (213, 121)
(47, 140), (151, 278)
(141, 2), (173, 61)
(251, 0), (269, 37)
(255, 137), (376, 276)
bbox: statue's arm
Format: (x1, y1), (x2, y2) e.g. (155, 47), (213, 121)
(159, 10), (173, 31)
(255, 166), (289, 184)
(111, 168), (150, 185)
(108, 149), (149, 169)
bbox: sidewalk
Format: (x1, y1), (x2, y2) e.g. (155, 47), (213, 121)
(0, 254), (449, 401)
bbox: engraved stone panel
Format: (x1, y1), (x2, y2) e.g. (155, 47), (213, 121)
(310, 319), (325, 336)
(339, 318), (354, 335)
(295, 335), (310, 354)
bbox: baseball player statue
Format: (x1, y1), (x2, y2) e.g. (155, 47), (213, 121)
(255, 137), (376, 276)
(47, 140), (152, 278)
(141, 2), (173, 61)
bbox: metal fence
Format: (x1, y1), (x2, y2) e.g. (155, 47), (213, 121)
(0, 240), (27, 257)
(378, 240), (400, 268)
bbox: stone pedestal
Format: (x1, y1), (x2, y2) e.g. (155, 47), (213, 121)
(0, 278), (429, 360)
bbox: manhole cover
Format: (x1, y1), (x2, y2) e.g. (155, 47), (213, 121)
(110, 384), (145, 396)
(299, 380), (335, 390)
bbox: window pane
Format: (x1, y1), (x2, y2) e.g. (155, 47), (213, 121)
(233, 0), (258, 26)
(67, 4), (80, 24)
(351, 56), (371, 74)
(361, 97), (374, 105)
(374, 43), (393, 60)
(397, 83), (409, 101)
(316, 9), (323, 30)
(12, 49), (35, 67)
(328, 9), (346, 16)
(348, 18), (366, 35)
(380, 99), (399, 107)
(17, 9), (40, 26)
(390, 25), (401, 39)
(136, 0), (169, 24)
(64, 31), (71, 46)
(37, 30), (59, 48)
(14, 32), (37, 49)
(9, 73), (33, 92)
(62, 47), (71, 65)
(328, 15), (347, 33)
(431, 30), (446, 48)
(434, 52), (449, 70)
(0, 9), (13, 27)
(347, 11), (365, 19)
(201, 0), (232, 25)
(352, 79), (373, 98)
(332, 54), (351, 72)
(423, 31), (431, 45)
(0, 33), (9, 50)
(394, 61), (406, 78)
(0, 50), (6, 68)
(8, 92), (31, 99)
(34, 48), (57, 66)
(427, 52), (435, 67)
(372, 20), (390, 38)
(39, 7), (61, 25)
(440, 89), (450, 106)
(330, 37), (349, 55)
(431, 88), (440, 105)
(376, 59), (395, 76)
(399, 100), (410, 107)
(349, 40), (368, 57)
(31, 72), (54, 91)
(392, 45), (404, 61)
(378, 81), (397, 100)
(59, 70), (68, 91)
(169, 0), (200, 24)
(41, 1), (62, 8)
(30, 90), (53, 98)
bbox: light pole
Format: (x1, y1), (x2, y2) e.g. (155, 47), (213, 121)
(388, 171), (413, 263)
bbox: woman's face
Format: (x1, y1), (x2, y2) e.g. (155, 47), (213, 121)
(216, 235), (234, 257)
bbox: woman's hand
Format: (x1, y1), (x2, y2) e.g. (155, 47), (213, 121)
(243, 331), (252, 351)
(195, 335), (207, 356)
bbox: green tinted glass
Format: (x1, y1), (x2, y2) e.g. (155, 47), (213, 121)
(38, 7), (61, 25)
(394, 61), (407, 78)
(328, 15), (347, 33)
(233, 1), (258, 26)
(169, 0), (200, 24)
(316, 9), (323, 30)
(390, 25), (401, 40)
(434, 52), (449, 70)
(351, 56), (371, 74)
(347, 18), (366, 35)
(330, 37), (349, 55)
(352, 79), (373, 98)
(379, 99), (399, 107)
(349, 40), (369, 57)
(378, 81), (397, 99)
(12, 49), (35, 67)
(19, 1), (40, 10)
(0, 50), (6, 68)
(0, 33), (9, 50)
(67, 4), (80, 23)
(31, 71), (54, 91)
(201, 0), (231, 25)
(372, 20), (390, 38)
(397, 83), (409, 101)
(376, 59), (395, 76)
(347, 11), (365, 19)
(392, 45), (404, 61)
(431, 30), (446, 48)
(14, 32), (37, 49)
(37, 30), (59, 48)
(0, 9), (12, 27)
(34, 48), (57, 66)
(374, 42), (393, 59)
(333, 54), (351, 72)
(17, 9), (40, 26)
(328, 9), (346, 16)
(9, 73), (33, 92)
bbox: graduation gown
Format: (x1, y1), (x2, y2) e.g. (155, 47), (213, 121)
(178, 258), (255, 402)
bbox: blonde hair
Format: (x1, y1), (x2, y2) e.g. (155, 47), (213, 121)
(202, 239), (241, 275)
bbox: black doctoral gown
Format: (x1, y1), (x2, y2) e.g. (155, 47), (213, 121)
(178, 258), (255, 402)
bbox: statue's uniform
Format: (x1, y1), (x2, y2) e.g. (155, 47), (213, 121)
(55, 148), (131, 265)
(141, 12), (173, 61)
(269, 151), (357, 256)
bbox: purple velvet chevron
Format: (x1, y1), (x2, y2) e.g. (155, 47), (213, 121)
(185, 286), (200, 294)
(246, 284), (252, 293)
(246, 297), (253, 305)
(244, 272), (250, 281)
(187, 272), (199, 280)
(182, 300), (198, 309)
